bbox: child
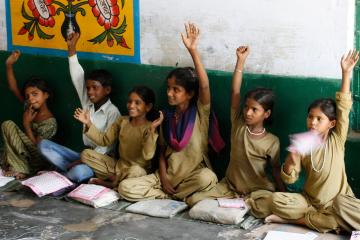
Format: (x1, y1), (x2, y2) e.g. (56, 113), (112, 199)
(74, 86), (163, 188)
(2, 50), (57, 179)
(186, 46), (283, 219)
(38, 32), (120, 183)
(265, 50), (360, 233)
(117, 23), (218, 202)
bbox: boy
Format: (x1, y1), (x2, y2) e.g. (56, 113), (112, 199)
(38, 32), (120, 183)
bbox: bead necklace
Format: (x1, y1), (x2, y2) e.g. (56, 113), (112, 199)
(310, 143), (327, 173)
(246, 126), (266, 136)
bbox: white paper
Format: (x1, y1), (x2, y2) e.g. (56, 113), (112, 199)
(21, 171), (73, 197)
(217, 198), (246, 209)
(0, 176), (15, 187)
(264, 231), (317, 240)
(68, 184), (109, 200)
(351, 231), (360, 240)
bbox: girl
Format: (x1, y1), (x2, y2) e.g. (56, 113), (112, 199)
(2, 50), (57, 179)
(186, 47), (283, 219)
(265, 50), (360, 233)
(74, 86), (163, 188)
(117, 23), (218, 202)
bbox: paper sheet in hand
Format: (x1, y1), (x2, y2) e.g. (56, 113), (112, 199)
(21, 171), (73, 197)
(287, 131), (323, 155)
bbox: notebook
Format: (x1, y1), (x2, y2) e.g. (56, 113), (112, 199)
(67, 184), (119, 208)
(21, 171), (73, 197)
(217, 198), (246, 209)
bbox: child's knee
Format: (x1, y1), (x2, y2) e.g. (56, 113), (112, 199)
(37, 139), (51, 153)
(118, 178), (133, 195)
(196, 168), (218, 187)
(1, 120), (16, 134)
(67, 164), (93, 183)
(80, 149), (94, 163)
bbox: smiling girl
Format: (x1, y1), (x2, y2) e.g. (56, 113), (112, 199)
(186, 46), (283, 220)
(74, 86), (163, 188)
(1, 50), (57, 179)
(265, 50), (360, 233)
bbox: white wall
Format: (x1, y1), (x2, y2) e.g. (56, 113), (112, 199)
(140, 0), (355, 78)
(0, 0), (355, 78)
(0, 0), (7, 51)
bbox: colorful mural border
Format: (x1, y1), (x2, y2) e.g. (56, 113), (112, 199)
(5, 0), (140, 63)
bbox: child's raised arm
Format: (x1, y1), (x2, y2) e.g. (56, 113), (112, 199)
(340, 49), (359, 93)
(181, 23), (210, 105)
(67, 32), (80, 57)
(5, 50), (24, 103)
(231, 46), (249, 110)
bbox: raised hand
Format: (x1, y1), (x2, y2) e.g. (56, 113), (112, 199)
(150, 111), (164, 131)
(181, 23), (200, 51)
(6, 50), (21, 66)
(74, 108), (91, 127)
(67, 32), (80, 57)
(341, 49), (359, 73)
(236, 46), (250, 64)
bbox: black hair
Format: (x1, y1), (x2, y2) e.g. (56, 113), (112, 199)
(307, 98), (336, 121)
(22, 76), (53, 101)
(85, 69), (112, 87)
(129, 86), (158, 121)
(244, 87), (275, 125)
(166, 67), (199, 104)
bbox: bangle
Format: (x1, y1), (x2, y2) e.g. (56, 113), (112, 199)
(235, 69), (243, 73)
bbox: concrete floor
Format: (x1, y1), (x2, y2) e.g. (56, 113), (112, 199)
(0, 190), (350, 240)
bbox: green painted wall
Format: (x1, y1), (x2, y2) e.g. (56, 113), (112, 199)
(0, 51), (359, 196)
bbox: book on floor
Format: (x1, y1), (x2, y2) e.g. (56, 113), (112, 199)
(21, 171), (73, 197)
(67, 184), (119, 208)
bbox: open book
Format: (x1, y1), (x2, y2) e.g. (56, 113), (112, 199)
(67, 184), (119, 208)
(21, 171), (73, 197)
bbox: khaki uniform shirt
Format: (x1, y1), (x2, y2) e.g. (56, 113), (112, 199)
(282, 92), (354, 208)
(226, 108), (280, 195)
(86, 116), (158, 172)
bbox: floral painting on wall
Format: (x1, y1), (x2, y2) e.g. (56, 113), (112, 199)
(6, 0), (139, 63)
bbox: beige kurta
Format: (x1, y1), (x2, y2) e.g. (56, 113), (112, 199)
(81, 116), (158, 184)
(187, 108), (280, 218)
(273, 92), (360, 233)
(118, 100), (218, 202)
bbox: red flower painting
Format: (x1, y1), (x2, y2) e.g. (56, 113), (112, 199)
(27, 0), (56, 27)
(88, 0), (120, 30)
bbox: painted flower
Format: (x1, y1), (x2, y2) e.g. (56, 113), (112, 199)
(88, 0), (120, 30)
(27, 0), (56, 27)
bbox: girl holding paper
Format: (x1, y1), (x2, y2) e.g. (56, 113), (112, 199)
(265, 50), (360, 233)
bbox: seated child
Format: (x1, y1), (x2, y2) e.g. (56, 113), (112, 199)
(186, 46), (283, 219)
(265, 50), (360, 233)
(2, 50), (57, 179)
(74, 86), (163, 188)
(38, 32), (120, 183)
(118, 23), (219, 202)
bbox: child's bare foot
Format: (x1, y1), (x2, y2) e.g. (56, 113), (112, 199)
(4, 170), (26, 180)
(264, 214), (289, 224)
(88, 178), (114, 188)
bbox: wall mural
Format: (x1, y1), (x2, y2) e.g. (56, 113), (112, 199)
(6, 0), (140, 63)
